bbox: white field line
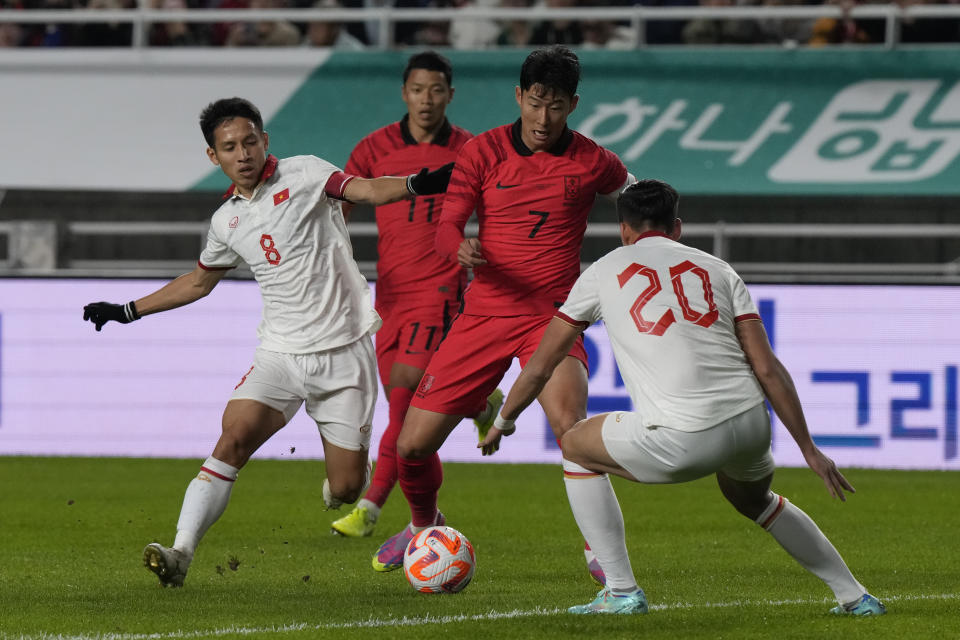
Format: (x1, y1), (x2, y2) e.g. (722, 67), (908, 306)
(4, 593), (957, 640)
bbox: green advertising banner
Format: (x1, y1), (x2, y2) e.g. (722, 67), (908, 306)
(192, 48), (960, 195)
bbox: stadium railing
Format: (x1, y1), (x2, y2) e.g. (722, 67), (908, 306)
(2, 4), (960, 49)
(2, 219), (959, 284)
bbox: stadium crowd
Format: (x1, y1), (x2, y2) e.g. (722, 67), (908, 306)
(0, 0), (957, 48)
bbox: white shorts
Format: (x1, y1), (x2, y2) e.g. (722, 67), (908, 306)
(601, 402), (775, 484)
(230, 337), (378, 452)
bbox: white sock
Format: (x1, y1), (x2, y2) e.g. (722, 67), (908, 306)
(757, 494), (866, 604)
(357, 498), (381, 520)
(173, 456), (239, 558)
(562, 458), (638, 592)
(410, 511), (443, 534)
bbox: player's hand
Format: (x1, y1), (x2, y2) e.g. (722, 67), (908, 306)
(478, 425), (513, 457)
(803, 447), (855, 501)
(457, 238), (486, 268)
(83, 301), (140, 332)
(407, 162), (454, 196)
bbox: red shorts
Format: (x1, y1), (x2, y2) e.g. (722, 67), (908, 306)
(412, 313), (588, 416)
(374, 296), (457, 388)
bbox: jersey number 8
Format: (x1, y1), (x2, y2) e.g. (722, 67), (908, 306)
(260, 234), (282, 266)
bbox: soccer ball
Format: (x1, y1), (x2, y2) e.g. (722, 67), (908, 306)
(403, 525), (476, 594)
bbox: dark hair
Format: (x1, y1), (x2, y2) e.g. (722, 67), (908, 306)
(617, 179), (680, 233)
(519, 45), (580, 100)
(403, 51), (453, 87)
(199, 97), (264, 148)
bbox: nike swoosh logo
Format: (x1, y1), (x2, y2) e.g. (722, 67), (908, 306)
(496, 181), (520, 189)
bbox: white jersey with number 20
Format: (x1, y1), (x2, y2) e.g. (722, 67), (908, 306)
(559, 231), (764, 432)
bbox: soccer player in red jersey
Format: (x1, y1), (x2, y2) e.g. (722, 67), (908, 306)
(371, 45), (637, 577)
(331, 52), (498, 541)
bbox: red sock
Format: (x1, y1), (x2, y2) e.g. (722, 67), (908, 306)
(398, 452), (443, 528)
(365, 386), (414, 506)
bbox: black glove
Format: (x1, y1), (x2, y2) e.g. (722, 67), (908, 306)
(83, 301), (140, 332)
(407, 162), (454, 196)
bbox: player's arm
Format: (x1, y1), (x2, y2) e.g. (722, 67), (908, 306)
(478, 317), (582, 455)
(341, 163), (454, 206)
(599, 172), (637, 202)
(736, 318), (855, 501)
(82, 265), (227, 332)
(435, 160), (483, 267)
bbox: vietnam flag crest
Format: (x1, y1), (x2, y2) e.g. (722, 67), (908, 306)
(273, 188), (290, 206)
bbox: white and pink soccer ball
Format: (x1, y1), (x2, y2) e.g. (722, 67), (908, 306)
(403, 526), (476, 594)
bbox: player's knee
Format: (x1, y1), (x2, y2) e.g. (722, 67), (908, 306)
(548, 412), (583, 440)
(326, 473), (365, 504)
(213, 425), (256, 468)
(559, 427), (586, 464)
(396, 440), (431, 460)
(717, 473), (773, 520)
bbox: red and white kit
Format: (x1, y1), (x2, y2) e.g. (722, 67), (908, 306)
(558, 231), (772, 481)
(200, 154), (380, 450)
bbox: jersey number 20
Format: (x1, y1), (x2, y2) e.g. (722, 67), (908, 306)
(617, 260), (719, 336)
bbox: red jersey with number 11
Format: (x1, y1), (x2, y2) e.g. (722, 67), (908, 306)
(346, 116), (472, 304)
(436, 120), (628, 316)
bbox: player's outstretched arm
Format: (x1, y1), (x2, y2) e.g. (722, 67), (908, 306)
(478, 318), (581, 455)
(342, 162), (454, 206)
(83, 265), (227, 332)
(736, 318), (856, 501)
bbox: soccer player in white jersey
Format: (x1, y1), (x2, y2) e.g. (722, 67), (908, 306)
(81, 97), (453, 588)
(480, 179), (886, 616)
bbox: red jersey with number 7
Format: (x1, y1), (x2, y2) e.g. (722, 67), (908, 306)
(435, 120), (628, 316)
(346, 116), (472, 305)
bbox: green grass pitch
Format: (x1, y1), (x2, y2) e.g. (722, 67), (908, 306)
(1, 456), (958, 639)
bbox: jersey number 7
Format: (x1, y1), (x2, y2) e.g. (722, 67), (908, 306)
(617, 260), (719, 336)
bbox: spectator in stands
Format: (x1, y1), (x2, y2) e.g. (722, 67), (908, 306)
(633, 0), (695, 44)
(899, 0), (960, 42)
(808, 0), (877, 44)
(304, 0), (366, 48)
(682, 0), (760, 44)
(148, 0), (207, 46)
(0, 20), (23, 46)
(225, 0), (301, 45)
(408, 2), (451, 46)
(344, 0), (432, 47)
(753, 0), (815, 45)
(449, 0), (501, 49)
(73, 0), (134, 46)
(529, 0), (583, 45)
(495, 0), (535, 46)
(580, 19), (635, 48)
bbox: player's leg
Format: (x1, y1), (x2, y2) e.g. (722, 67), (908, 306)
(717, 472), (883, 614)
(560, 413), (646, 613)
(716, 405), (884, 615)
(144, 397), (288, 587)
(536, 354), (618, 587)
(304, 336), (379, 510)
(334, 305), (456, 537)
(371, 407), (461, 571)
(373, 314), (507, 571)
(331, 358), (421, 536)
(321, 435), (372, 507)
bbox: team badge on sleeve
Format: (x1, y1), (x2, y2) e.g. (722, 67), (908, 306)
(418, 374), (435, 395)
(273, 188), (290, 206)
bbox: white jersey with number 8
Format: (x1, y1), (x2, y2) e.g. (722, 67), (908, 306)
(558, 231), (764, 432)
(199, 155), (381, 354)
